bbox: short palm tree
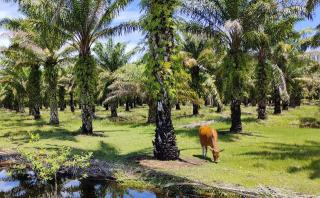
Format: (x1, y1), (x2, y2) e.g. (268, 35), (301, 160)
(0, 58), (28, 113)
(0, 40), (43, 119)
(181, 35), (209, 115)
(93, 39), (135, 117)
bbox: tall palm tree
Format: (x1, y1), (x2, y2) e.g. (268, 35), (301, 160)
(56, 0), (137, 134)
(141, 0), (180, 160)
(182, 0), (262, 133)
(246, 2), (299, 119)
(1, 0), (72, 124)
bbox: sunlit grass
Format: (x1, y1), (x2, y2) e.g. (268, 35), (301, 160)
(0, 104), (319, 194)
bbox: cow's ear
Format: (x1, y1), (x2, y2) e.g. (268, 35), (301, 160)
(208, 146), (214, 151)
(219, 149), (225, 152)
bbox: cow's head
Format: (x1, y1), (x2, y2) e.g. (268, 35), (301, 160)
(209, 147), (224, 162)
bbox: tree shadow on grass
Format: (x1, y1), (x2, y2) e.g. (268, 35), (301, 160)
(0, 128), (79, 145)
(242, 117), (259, 123)
(241, 140), (320, 179)
(2, 117), (47, 128)
(299, 117), (320, 128)
(192, 154), (213, 162)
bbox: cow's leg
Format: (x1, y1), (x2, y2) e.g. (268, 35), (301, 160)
(205, 147), (208, 158)
(202, 146), (205, 159)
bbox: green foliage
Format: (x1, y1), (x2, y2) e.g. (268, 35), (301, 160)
(106, 64), (147, 103)
(94, 39), (135, 72)
(94, 39), (136, 104)
(28, 131), (40, 143)
(142, 0), (180, 101)
(18, 146), (92, 181)
(221, 53), (253, 101)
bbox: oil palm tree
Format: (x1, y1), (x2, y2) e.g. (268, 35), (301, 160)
(181, 35), (208, 115)
(104, 64), (147, 114)
(56, 0), (137, 134)
(181, 0), (263, 132)
(141, 0), (180, 160)
(245, 2), (299, 119)
(0, 40), (43, 119)
(1, 0), (72, 124)
(93, 39), (135, 118)
(0, 58), (28, 113)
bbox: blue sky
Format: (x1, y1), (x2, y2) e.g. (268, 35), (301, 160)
(0, 0), (319, 51)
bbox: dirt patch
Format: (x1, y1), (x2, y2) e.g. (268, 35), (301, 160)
(139, 157), (205, 170)
(182, 120), (215, 129)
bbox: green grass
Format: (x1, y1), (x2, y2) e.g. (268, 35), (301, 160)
(0, 104), (319, 194)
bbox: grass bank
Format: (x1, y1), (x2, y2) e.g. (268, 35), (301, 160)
(0, 104), (319, 195)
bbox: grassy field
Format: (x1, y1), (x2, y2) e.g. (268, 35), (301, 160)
(0, 104), (319, 195)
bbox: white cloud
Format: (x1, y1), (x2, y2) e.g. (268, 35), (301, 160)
(0, 2), (22, 47)
(113, 10), (141, 23)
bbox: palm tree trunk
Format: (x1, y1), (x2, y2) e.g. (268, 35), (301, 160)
(33, 105), (41, 120)
(147, 100), (156, 124)
(175, 103), (181, 110)
(70, 92), (75, 113)
(192, 103), (199, 115)
(45, 62), (59, 125)
(257, 101), (267, 119)
(257, 48), (268, 120)
(205, 97), (210, 106)
(153, 99), (179, 160)
(274, 87), (281, 114)
(230, 99), (242, 133)
(81, 104), (93, 134)
(282, 100), (289, 110)
(27, 65), (42, 120)
(125, 99), (130, 111)
(18, 102), (25, 113)
(59, 86), (66, 111)
(216, 103), (222, 113)
(110, 102), (118, 117)
(17, 93), (25, 113)
(76, 55), (96, 135)
(49, 86), (59, 125)
(104, 103), (109, 111)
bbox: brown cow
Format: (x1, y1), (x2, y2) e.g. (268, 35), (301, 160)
(198, 125), (224, 162)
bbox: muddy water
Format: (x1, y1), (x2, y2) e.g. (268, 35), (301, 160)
(0, 169), (185, 198)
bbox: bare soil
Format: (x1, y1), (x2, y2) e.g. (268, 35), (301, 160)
(138, 157), (205, 170)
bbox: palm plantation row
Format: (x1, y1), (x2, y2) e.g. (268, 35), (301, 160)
(0, 0), (319, 161)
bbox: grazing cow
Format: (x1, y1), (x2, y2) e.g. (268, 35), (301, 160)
(198, 125), (224, 162)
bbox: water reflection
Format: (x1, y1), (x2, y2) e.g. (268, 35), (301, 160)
(0, 169), (182, 198)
